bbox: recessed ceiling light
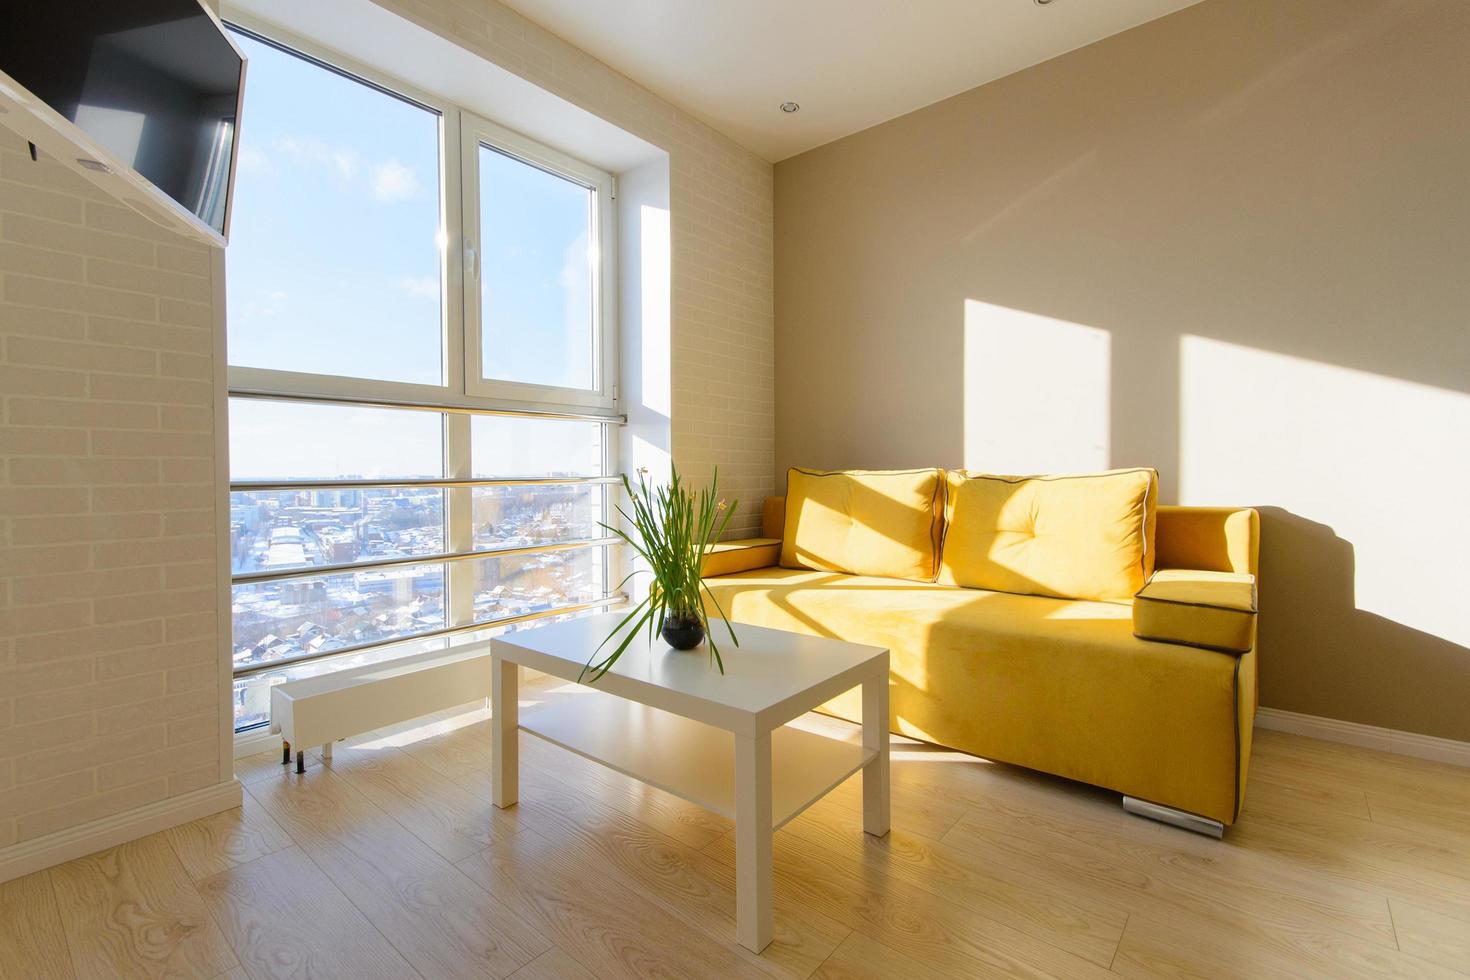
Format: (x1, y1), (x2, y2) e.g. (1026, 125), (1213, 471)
(780, 102), (800, 113)
(1034, 0), (1055, 5)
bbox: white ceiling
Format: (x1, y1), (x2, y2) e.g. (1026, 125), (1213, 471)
(497, 0), (1204, 162)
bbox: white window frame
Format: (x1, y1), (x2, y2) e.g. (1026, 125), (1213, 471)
(221, 17), (627, 738)
(221, 14), (620, 420)
(462, 115), (618, 410)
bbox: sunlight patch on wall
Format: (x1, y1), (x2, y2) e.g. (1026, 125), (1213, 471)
(1180, 335), (1470, 647)
(963, 300), (1110, 474)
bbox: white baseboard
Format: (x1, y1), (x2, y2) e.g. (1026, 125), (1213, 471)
(0, 780), (242, 884)
(1256, 707), (1470, 768)
(234, 727), (282, 759)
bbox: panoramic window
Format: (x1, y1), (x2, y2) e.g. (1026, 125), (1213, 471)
(225, 33), (444, 386)
(224, 27), (618, 733)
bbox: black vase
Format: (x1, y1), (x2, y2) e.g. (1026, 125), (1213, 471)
(661, 614), (705, 650)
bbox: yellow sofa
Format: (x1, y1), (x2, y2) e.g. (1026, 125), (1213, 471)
(703, 471), (1259, 833)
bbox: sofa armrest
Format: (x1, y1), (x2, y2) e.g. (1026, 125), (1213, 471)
(1132, 568), (1257, 654)
(1155, 506), (1259, 576)
(702, 537), (781, 578)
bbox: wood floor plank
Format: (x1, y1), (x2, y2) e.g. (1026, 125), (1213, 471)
(704, 826), (1116, 980)
(246, 766), (546, 978)
(47, 833), (238, 979)
(927, 762), (1401, 949)
(23, 690), (1470, 980)
(388, 707), (499, 781)
(1251, 731), (1470, 810)
(164, 795), (292, 882)
(508, 763), (849, 979)
(457, 828), (772, 980)
(196, 846), (418, 980)
(782, 793), (1126, 967)
(1223, 809), (1470, 921)
(233, 749), (291, 788)
(1114, 906), (1466, 980)
(811, 930), (958, 980)
(507, 946), (600, 980)
(0, 870), (75, 980)
(1388, 900), (1470, 977)
(1367, 792), (1470, 842)
(324, 737), (523, 863)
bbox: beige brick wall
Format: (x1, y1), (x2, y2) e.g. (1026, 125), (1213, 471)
(0, 128), (225, 848)
(1, 0), (775, 851)
(372, 0), (777, 537)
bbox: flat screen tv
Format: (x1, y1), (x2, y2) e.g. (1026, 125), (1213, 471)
(0, 0), (246, 245)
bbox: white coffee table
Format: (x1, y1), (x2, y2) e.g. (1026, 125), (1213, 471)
(490, 612), (890, 953)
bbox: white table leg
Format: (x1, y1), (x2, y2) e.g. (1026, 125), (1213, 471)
(734, 731), (773, 953)
(862, 666), (890, 837)
(492, 653), (518, 808)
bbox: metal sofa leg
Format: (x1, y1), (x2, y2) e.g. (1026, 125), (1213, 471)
(295, 750), (305, 774)
(1123, 796), (1225, 839)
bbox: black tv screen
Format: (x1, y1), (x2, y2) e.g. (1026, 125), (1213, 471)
(0, 0), (245, 237)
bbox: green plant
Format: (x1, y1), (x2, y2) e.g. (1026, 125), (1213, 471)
(581, 465), (739, 682)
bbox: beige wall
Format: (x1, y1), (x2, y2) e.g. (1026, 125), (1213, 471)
(775, 0), (1470, 739)
(0, 129), (228, 848)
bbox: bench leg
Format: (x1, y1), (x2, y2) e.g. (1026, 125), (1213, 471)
(295, 750), (305, 775)
(282, 740), (291, 766)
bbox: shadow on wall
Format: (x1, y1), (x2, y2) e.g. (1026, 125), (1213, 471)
(1256, 508), (1469, 735)
(773, 0), (1470, 740)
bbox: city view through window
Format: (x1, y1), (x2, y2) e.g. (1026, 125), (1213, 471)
(224, 29), (618, 732)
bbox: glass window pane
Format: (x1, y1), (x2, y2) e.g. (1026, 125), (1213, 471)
(470, 415), (603, 478)
(467, 547), (606, 624)
(229, 399), (443, 481)
(473, 484), (603, 550)
(232, 561), (446, 672)
(231, 488), (444, 574)
(479, 146), (595, 390)
(226, 31), (444, 385)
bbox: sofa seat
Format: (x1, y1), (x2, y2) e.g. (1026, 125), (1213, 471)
(704, 565), (1254, 825)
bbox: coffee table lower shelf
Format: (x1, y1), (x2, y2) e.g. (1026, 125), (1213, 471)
(520, 689), (875, 830)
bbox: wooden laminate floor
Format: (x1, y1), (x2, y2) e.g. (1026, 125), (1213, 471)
(4, 672), (1470, 979)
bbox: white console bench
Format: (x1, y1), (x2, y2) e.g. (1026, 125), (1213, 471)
(269, 642), (494, 773)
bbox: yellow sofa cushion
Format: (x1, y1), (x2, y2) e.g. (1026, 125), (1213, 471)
(1133, 569), (1257, 654)
(780, 467), (944, 582)
(939, 468), (1158, 602)
(701, 538), (781, 578)
(703, 565), (1250, 825)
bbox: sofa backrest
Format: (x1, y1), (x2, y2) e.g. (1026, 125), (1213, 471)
(938, 468), (1158, 602)
(779, 468), (945, 582)
(762, 493), (1259, 584)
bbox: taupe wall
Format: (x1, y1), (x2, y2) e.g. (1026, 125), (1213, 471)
(774, 0), (1470, 739)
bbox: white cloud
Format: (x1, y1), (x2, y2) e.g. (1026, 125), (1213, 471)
(236, 146), (274, 177)
(391, 276), (440, 299)
(370, 160), (420, 202)
(274, 136), (358, 182)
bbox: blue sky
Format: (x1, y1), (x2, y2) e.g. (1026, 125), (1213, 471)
(224, 33), (607, 732)
(226, 31), (599, 479)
